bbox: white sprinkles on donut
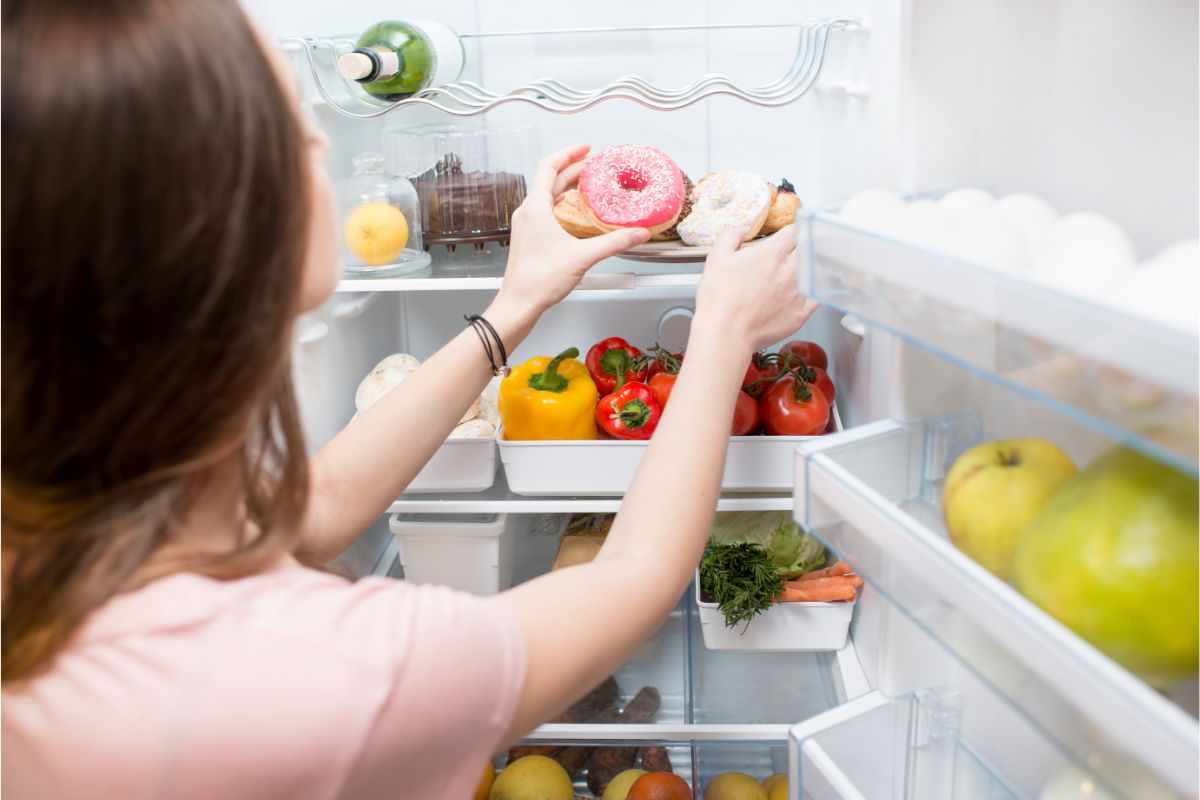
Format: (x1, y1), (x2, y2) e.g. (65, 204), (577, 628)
(677, 171), (774, 246)
(578, 145), (685, 229)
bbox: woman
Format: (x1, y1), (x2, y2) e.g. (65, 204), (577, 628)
(1, 1), (817, 797)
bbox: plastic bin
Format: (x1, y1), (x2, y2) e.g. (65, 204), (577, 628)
(404, 437), (497, 493)
(695, 573), (854, 652)
(498, 407), (842, 496)
(388, 513), (513, 595)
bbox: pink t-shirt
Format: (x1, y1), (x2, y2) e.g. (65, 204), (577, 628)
(2, 566), (527, 799)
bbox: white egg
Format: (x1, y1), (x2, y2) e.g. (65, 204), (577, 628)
(893, 199), (957, 249)
(840, 189), (904, 231)
(938, 188), (995, 215)
(1113, 261), (1198, 332)
(1031, 212), (1136, 300)
(944, 213), (1029, 274)
(992, 194), (1058, 255)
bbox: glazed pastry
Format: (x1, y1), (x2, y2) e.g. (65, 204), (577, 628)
(762, 178), (802, 234)
(677, 171), (776, 246)
(650, 174), (695, 241)
(553, 189), (604, 238)
(578, 145), (686, 237)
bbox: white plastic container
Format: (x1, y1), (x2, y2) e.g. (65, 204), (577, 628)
(694, 574), (855, 652)
(404, 438), (497, 493)
(498, 406), (842, 496)
(388, 513), (513, 594)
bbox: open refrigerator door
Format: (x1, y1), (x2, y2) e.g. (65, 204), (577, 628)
(250, 0), (1198, 796)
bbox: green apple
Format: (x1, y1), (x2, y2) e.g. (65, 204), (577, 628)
(942, 438), (1077, 579)
(1014, 447), (1198, 687)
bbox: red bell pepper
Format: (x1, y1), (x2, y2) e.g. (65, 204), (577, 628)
(585, 336), (647, 395)
(596, 382), (662, 440)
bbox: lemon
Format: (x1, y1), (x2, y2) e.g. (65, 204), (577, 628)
(767, 780), (787, 800)
(704, 772), (767, 800)
(490, 755), (573, 800)
(761, 774), (786, 796)
(344, 202), (408, 265)
(602, 768), (647, 800)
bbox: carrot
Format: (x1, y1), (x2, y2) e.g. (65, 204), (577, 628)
(796, 561), (853, 580)
(777, 583), (856, 603)
(787, 575), (864, 591)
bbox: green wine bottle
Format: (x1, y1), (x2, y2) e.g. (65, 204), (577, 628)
(336, 20), (464, 101)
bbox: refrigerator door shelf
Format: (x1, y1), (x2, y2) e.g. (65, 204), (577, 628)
(793, 419), (1198, 798)
(498, 406), (843, 496)
(789, 690), (1023, 800)
(800, 210), (1199, 476)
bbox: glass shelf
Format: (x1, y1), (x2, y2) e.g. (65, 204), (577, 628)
(388, 468), (792, 514)
(799, 211), (1199, 476)
(336, 249), (703, 293)
(793, 419), (1198, 798)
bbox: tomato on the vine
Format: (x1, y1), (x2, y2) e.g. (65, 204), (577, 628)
(648, 372), (677, 410)
(741, 352), (782, 397)
(731, 390), (761, 435)
(778, 340), (828, 372)
(807, 366), (836, 404)
(761, 372), (830, 436)
(643, 345), (683, 381)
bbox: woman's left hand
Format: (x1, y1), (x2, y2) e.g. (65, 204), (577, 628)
(491, 145), (651, 327)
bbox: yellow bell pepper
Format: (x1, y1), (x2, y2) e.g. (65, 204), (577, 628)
(499, 348), (598, 440)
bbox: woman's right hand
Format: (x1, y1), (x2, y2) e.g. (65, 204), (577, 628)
(490, 145), (651, 335)
(694, 224), (819, 353)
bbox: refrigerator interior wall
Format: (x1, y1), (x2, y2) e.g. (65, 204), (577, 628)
(900, 0), (1198, 254)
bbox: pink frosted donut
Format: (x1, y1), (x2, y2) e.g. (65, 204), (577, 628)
(578, 145), (685, 235)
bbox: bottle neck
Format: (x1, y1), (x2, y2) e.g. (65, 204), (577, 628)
(337, 48), (402, 83)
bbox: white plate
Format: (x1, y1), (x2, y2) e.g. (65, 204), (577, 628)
(620, 237), (770, 263)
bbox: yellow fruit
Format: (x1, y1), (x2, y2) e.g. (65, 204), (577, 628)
(473, 763), (495, 800)
(602, 769), (648, 800)
(490, 755), (573, 800)
(942, 438), (1076, 579)
(767, 780), (787, 800)
(704, 772), (767, 800)
(761, 774), (786, 795)
(344, 202), (409, 265)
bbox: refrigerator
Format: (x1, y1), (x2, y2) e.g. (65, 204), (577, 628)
(248, 0), (1200, 796)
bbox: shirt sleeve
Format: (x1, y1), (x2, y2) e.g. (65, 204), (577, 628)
(330, 578), (527, 800)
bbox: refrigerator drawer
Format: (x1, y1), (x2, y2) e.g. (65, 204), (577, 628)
(404, 436), (497, 493)
(694, 574), (854, 653)
(498, 407), (842, 496)
(793, 418), (1197, 798)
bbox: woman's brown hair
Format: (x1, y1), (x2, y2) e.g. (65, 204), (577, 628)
(2, 0), (312, 681)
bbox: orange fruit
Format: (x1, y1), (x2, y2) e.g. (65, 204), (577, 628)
(472, 762), (495, 800)
(628, 772), (692, 800)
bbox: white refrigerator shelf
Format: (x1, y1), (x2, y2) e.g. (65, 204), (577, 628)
(800, 211), (1199, 476)
(793, 419), (1198, 799)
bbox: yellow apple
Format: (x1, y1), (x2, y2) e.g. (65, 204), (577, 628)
(942, 438), (1076, 579)
(344, 202), (408, 265)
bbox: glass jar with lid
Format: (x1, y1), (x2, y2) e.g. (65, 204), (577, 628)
(337, 151), (431, 277)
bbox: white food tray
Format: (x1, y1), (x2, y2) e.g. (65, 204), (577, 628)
(695, 572), (854, 652)
(388, 513), (512, 595)
(405, 437), (497, 493)
(498, 406), (841, 496)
